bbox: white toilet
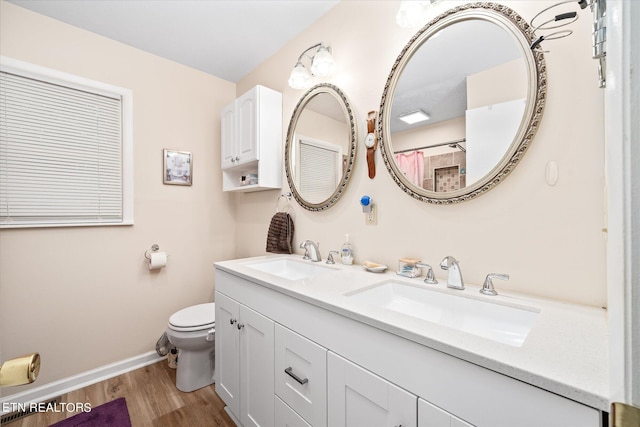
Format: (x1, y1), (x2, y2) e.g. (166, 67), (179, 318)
(165, 303), (216, 392)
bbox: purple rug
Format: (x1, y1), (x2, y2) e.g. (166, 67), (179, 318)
(49, 398), (131, 427)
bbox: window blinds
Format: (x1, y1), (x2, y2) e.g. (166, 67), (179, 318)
(298, 140), (339, 204)
(0, 71), (123, 227)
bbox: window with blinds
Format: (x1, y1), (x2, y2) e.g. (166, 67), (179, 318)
(0, 57), (133, 228)
(295, 135), (342, 204)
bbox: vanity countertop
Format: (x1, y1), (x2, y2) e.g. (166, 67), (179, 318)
(215, 254), (609, 412)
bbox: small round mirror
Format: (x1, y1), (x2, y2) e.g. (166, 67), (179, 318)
(285, 84), (357, 211)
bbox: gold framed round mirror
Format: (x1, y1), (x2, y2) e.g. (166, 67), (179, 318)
(285, 84), (357, 211)
(379, 3), (546, 204)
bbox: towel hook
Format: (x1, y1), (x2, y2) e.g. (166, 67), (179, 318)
(144, 244), (160, 260)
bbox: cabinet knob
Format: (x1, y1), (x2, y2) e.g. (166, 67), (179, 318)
(237, 323), (244, 330)
(235, 156), (240, 161)
(230, 318), (237, 325)
(231, 157), (236, 163)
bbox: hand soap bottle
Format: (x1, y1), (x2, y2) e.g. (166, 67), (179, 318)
(341, 234), (354, 265)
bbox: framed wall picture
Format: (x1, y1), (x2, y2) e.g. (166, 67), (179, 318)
(163, 149), (192, 186)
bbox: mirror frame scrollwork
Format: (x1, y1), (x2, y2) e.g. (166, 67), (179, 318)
(378, 2), (547, 204)
(285, 83), (357, 211)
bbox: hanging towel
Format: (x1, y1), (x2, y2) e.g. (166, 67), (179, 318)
(395, 151), (425, 187)
(266, 212), (295, 254)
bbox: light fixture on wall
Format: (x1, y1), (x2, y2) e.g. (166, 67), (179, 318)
(398, 110), (430, 125)
(288, 43), (335, 90)
(396, 1), (437, 28)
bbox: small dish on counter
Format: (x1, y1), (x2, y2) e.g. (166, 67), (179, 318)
(363, 261), (388, 273)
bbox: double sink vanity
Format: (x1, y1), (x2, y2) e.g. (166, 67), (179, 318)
(214, 254), (608, 427)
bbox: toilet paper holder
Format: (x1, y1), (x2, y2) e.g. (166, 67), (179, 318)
(144, 244), (160, 260)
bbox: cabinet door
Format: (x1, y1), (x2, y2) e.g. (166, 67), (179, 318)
(215, 292), (240, 418)
(221, 101), (237, 169)
(328, 352), (417, 427)
(419, 398), (474, 427)
(236, 87), (258, 166)
(240, 304), (274, 427)
(275, 324), (327, 427)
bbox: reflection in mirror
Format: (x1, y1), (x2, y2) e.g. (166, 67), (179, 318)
(379, 3), (546, 203)
(285, 84), (356, 211)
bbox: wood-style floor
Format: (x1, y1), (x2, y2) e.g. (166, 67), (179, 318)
(8, 360), (235, 427)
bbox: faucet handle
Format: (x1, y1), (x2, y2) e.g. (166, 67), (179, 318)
(327, 251), (339, 265)
(416, 263), (438, 284)
(481, 273), (509, 296)
(299, 241), (310, 260)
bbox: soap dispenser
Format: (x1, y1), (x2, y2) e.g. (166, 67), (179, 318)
(341, 234), (354, 265)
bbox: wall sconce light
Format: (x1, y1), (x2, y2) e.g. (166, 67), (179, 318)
(396, 1), (437, 28)
(288, 43), (336, 90)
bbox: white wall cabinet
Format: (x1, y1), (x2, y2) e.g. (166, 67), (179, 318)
(215, 292), (274, 427)
(220, 85), (282, 192)
(328, 352), (417, 427)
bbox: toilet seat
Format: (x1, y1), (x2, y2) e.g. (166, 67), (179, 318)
(168, 303), (215, 332)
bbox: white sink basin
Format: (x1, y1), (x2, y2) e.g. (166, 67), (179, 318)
(347, 280), (539, 347)
(244, 258), (336, 281)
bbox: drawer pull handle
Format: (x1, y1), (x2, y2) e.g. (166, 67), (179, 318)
(284, 367), (308, 385)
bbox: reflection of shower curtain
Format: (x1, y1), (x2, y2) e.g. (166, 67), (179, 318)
(395, 151), (424, 187)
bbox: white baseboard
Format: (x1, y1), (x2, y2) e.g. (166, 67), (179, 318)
(1, 351), (164, 414)
(224, 406), (241, 426)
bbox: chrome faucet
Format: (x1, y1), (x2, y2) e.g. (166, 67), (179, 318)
(480, 273), (509, 296)
(440, 256), (464, 290)
(300, 240), (322, 262)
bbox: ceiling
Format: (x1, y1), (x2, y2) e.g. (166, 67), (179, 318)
(8, 0), (339, 82)
(390, 19), (523, 134)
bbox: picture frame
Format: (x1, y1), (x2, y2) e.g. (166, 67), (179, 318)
(163, 149), (192, 186)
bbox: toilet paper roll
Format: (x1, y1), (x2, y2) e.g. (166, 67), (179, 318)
(149, 252), (168, 270)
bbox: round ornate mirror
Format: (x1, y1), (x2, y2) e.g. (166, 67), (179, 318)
(379, 3), (546, 204)
(285, 84), (357, 211)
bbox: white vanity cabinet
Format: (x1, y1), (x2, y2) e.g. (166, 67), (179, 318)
(215, 292), (274, 427)
(274, 324), (327, 427)
(419, 399), (473, 427)
(220, 85), (282, 192)
(213, 266), (601, 427)
(328, 352), (417, 427)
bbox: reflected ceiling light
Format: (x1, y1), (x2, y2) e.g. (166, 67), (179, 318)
(396, 1), (436, 28)
(398, 110), (430, 125)
(288, 43), (335, 90)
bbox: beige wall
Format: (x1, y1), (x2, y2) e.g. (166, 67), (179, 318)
(467, 58), (528, 109)
(0, 1), (237, 390)
(392, 116), (466, 154)
(0, 0), (606, 394)
(235, 0), (606, 307)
